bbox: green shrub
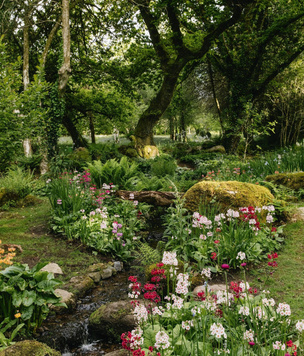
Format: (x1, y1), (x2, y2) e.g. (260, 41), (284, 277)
(0, 166), (34, 201)
(16, 154), (42, 173)
(89, 143), (122, 162)
(150, 154), (177, 177)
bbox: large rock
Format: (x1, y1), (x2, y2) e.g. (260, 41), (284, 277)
(54, 288), (76, 311)
(105, 350), (129, 356)
(0, 340), (61, 356)
(206, 145), (226, 153)
(63, 275), (95, 298)
(184, 181), (274, 213)
(265, 172), (304, 190)
(41, 263), (63, 275)
(89, 300), (135, 342)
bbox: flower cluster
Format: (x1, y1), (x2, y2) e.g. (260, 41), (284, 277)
(162, 251), (178, 266)
(154, 330), (170, 350)
(210, 322), (227, 339)
(128, 276), (141, 299)
(175, 273), (189, 295)
(276, 302), (291, 317)
(267, 252), (279, 267)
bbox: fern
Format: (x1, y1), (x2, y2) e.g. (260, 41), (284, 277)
(130, 175), (173, 191)
(133, 241), (161, 267)
(86, 157), (139, 189)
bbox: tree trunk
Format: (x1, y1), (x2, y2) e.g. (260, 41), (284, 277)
(88, 112), (96, 144)
(62, 112), (88, 148)
(58, 0), (71, 95)
(169, 116), (174, 141)
(134, 64), (184, 157)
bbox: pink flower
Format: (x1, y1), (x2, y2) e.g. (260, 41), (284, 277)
(241, 263), (247, 267)
(249, 342), (255, 346)
(221, 264), (229, 269)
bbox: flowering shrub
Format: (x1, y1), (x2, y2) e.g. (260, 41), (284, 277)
(47, 171), (149, 261)
(122, 252), (303, 356)
(164, 200), (283, 270)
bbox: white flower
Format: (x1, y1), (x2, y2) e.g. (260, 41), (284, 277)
(236, 251), (246, 260)
(296, 320), (304, 332)
(154, 331), (170, 350)
(276, 303), (291, 316)
(210, 323), (227, 339)
(201, 268), (211, 279)
(262, 298), (275, 307)
(273, 341), (285, 350)
(175, 273), (189, 295)
(239, 306), (250, 316)
(133, 304), (148, 323)
(181, 320), (193, 331)
(162, 251), (178, 266)
(243, 329), (254, 342)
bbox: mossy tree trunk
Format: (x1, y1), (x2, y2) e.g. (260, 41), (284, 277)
(134, 64), (184, 155)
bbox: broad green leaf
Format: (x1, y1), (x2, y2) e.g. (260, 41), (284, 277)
(22, 290), (36, 307)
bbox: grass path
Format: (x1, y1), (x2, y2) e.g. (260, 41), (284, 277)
(249, 217), (304, 319)
(0, 199), (101, 283)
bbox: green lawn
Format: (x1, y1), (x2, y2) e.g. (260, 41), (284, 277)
(0, 199), (102, 283)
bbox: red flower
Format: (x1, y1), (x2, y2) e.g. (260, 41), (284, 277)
(144, 283), (156, 291)
(211, 252), (217, 260)
(128, 276), (138, 283)
(197, 292), (206, 301)
(287, 340), (293, 348)
(214, 240), (220, 244)
(271, 227), (277, 232)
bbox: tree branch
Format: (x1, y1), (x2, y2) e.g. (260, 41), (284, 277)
(194, 4), (244, 58)
(133, 0), (170, 68)
(254, 45), (304, 98)
(166, 2), (184, 52)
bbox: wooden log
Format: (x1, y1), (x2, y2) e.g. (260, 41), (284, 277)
(115, 190), (178, 207)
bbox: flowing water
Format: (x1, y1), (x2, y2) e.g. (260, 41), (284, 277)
(39, 271), (131, 355)
(39, 224), (166, 355)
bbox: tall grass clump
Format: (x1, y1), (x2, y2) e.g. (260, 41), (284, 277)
(0, 166), (34, 199)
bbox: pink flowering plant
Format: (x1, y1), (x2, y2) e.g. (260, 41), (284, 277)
(47, 171), (149, 261)
(121, 252), (303, 356)
(164, 198), (283, 270)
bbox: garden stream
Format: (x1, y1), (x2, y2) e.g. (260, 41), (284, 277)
(38, 224), (166, 355)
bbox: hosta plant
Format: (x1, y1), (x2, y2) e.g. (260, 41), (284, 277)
(0, 262), (65, 333)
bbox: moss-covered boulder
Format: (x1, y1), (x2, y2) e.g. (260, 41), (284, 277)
(89, 300), (135, 342)
(0, 340), (61, 356)
(0, 188), (19, 206)
(183, 181), (274, 213)
(62, 275), (95, 298)
(265, 172), (304, 190)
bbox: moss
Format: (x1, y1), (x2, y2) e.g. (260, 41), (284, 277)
(140, 145), (159, 159)
(265, 172), (304, 191)
(15, 195), (43, 207)
(112, 307), (130, 320)
(0, 189), (20, 206)
(89, 304), (107, 325)
(183, 181), (274, 213)
(0, 340), (61, 356)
